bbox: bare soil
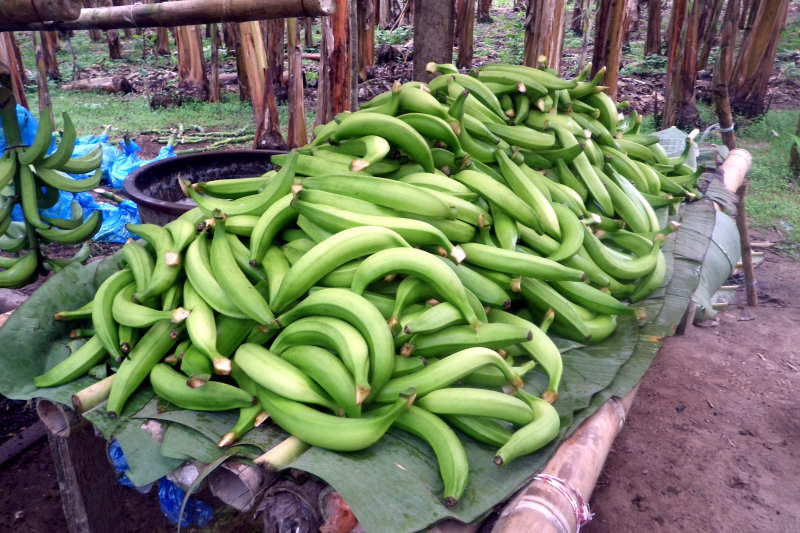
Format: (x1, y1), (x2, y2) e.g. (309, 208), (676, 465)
(585, 230), (800, 533)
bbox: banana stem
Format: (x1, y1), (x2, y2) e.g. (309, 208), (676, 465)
(254, 436), (310, 471)
(71, 375), (115, 413)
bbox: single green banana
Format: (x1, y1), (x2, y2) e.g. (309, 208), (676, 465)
(270, 226), (409, 312)
(183, 280), (232, 374)
(60, 145), (103, 174)
(36, 210), (102, 244)
(184, 231), (247, 319)
(460, 242), (584, 281)
(33, 165), (101, 193)
(39, 112), (77, 170)
(112, 283), (189, 329)
(274, 287), (394, 397)
(375, 347), (523, 402)
(352, 248), (479, 328)
(234, 343), (340, 411)
(446, 415), (512, 448)
(210, 217), (274, 325)
(393, 406), (469, 507)
(33, 335), (107, 388)
(404, 323), (532, 358)
(18, 107), (53, 165)
(107, 320), (183, 416)
(150, 363), (254, 411)
(269, 316), (372, 405)
(494, 392), (561, 465)
(519, 277), (591, 342)
(417, 388), (534, 426)
(254, 385), (412, 452)
(91, 269), (134, 362)
(281, 345), (361, 417)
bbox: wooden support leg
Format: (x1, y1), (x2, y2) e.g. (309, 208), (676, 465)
(735, 182), (758, 306)
(47, 418), (128, 533)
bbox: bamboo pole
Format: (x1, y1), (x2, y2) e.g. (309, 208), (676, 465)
(492, 387), (639, 533)
(208, 460), (276, 511)
(0, 0), (82, 24)
(0, 0), (335, 32)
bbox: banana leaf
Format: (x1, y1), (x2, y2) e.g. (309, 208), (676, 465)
(0, 201), (721, 532)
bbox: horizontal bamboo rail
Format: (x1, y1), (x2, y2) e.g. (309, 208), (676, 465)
(0, 0), (335, 32)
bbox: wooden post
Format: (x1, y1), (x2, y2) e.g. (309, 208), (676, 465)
(455, 0), (476, 69)
(287, 18), (307, 147)
(0, 33), (28, 108)
(591, 0), (626, 100)
(523, 0), (566, 72)
(47, 421), (129, 533)
(412, 0), (455, 82)
(209, 23), (221, 102)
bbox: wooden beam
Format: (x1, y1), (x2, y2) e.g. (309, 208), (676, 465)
(0, 0), (81, 24)
(0, 0), (335, 31)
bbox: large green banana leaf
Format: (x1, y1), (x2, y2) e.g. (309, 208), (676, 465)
(0, 200), (719, 532)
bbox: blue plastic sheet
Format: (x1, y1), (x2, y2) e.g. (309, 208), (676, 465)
(0, 105), (46, 154)
(108, 439), (136, 488)
(157, 478), (214, 528)
(75, 193), (140, 243)
(109, 140), (175, 189)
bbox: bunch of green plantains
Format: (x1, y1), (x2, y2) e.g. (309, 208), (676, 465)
(0, 99), (103, 286)
(36, 62), (699, 508)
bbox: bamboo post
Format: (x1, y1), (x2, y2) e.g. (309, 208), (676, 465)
(492, 387), (639, 533)
(0, 0), (335, 31)
(37, 399), (84, 437)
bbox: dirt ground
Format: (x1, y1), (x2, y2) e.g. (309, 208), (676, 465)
(585, 230), (800, 533)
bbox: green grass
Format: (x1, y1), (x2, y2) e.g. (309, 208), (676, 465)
(25, 89), (255, 135)
(736, 110), (800, 254)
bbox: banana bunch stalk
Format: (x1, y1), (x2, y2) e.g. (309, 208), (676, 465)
(0, 83), (102, 287)
(36, 61), (695, 509)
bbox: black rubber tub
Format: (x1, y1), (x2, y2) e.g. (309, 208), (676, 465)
(123, 149), (286, 225)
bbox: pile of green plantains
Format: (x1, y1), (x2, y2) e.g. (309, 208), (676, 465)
(34, 62), (700, 508)
(0, 109), (104, 285)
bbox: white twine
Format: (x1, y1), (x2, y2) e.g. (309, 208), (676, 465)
(701, 122), (736, 141)
(532, 473), (594, 532)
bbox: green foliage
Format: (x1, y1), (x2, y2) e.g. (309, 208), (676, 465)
(619, 54), (667, 76)
(376, 25), (413, 46)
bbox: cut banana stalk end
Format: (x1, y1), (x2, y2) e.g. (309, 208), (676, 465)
(497, 348), (508, 359)
(164, 251), (180, 267)
(169, 328), (180, 340)
(163, 354), (178, 365)
(509, 278), (522, 293)
(443, 496), (458, 508)
(400, 343), (415, 357)
(178, 178), (190, 196)
(171, 307), (191, 323)
(516, 81), (526, 93)
(425, 61), (438, 73)
(634, 308), (648, 322)
(541, 390), (558, 404)
(502, 299), (512, 309)
(254, 412), (270, 427)
(254, 436), (310, 471)
(493, 456), (505, 466)
(510, 375), (524, 389)
(383, 273), (397, 283)
(425, 298), (441, 306)
(120, 342), (132, 355)
(187, 377), (207, 388)
(217, 431), (236, 448)
(387, 316), (398, 330)
(450, 245), (466, 263)
(212, 357), (233, 375)
(350, 159), (371, 172)
(355, 386), (372, 406)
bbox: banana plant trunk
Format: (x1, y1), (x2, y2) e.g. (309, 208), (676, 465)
(729, 0), (790, 116)
(41, 31), (62, 80)
(662, 0), (702, 129)
(0, 33), (28, 108)
(412, 0), (455, 82)
(175, 24), (209, 100)
(209, 23), (221, 102)
(477, 0), (492, 23)
(523, 0), (565, 72)
(331, 0), (353, 113)
(33, 33), (56, 126)
(455, 0), (476, 69)
(644, 0), (661, 55)
(287, 18), (308, 148)
(316, 14), (335, 125)
(570, 0), (584, 35)
(591, 0), (626, 100)
(357, 0), (376, 80)
(696, 0), (723, 71)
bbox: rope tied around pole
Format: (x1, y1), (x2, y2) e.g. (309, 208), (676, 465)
(701, 122), (736, 141)
(532, 473), (594, 532)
